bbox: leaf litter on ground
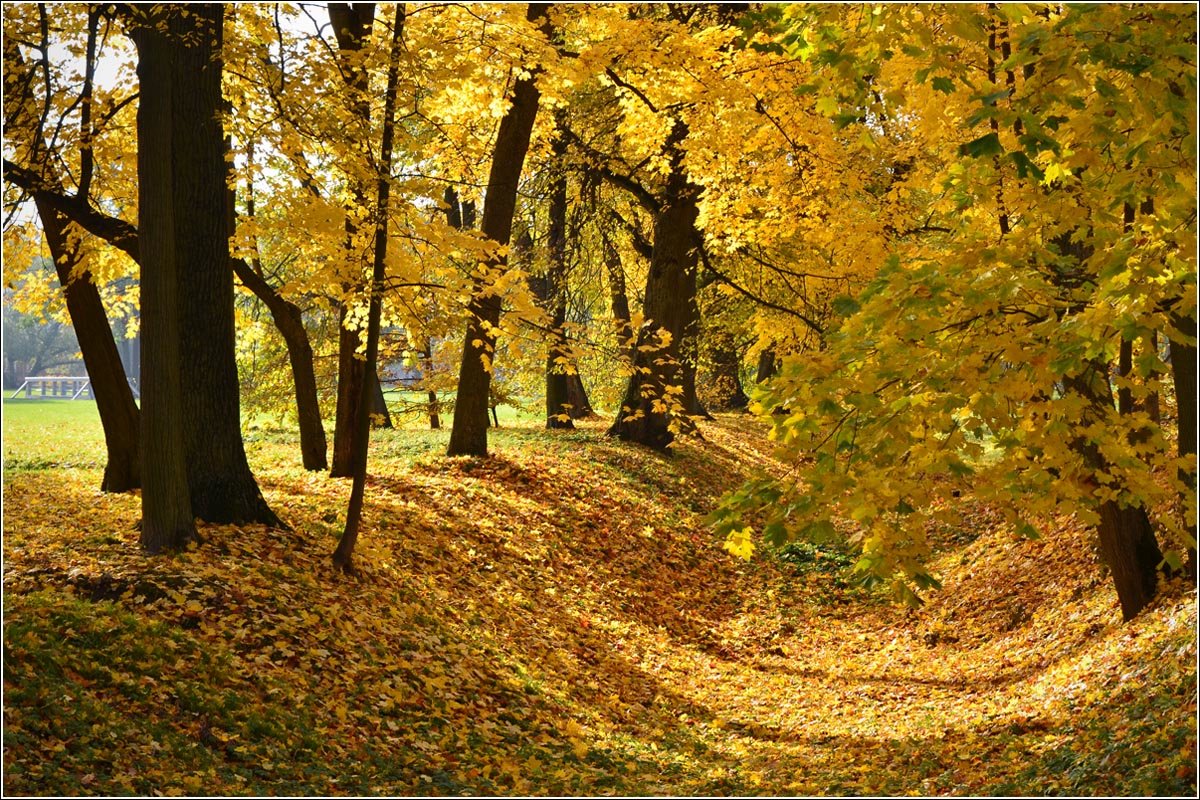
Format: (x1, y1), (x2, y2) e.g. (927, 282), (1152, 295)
(2, 415), (1196, 796)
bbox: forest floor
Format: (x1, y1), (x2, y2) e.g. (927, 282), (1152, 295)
(2, 402), (1197, 796)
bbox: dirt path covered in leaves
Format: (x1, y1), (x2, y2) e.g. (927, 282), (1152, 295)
(3, 417), (1195, 795)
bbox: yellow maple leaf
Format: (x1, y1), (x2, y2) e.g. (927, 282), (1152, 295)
(723, 527), (756, 560)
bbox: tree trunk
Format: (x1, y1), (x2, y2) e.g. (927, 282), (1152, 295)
(333, 4), (405, 572)
(331, 319), (366, 477)
(603, 233), (635, 365)
(371, 369), (393, 428)
(545, 115), (574, 430)
(231, 260), (328, 470)
(235, 141), (328, 472)
(608, 122), (700, 451)
(1066, 361), (1164, 621)
(680, 284), (710, 420)
(35, 200), (140, 493)
(328, 2), (378, 478)
(423, 341), (441, 429)
(159, 4), (279, 526)
(4, 37), (140, 492)
(1145, 331), (1161, 423)
(1118, 337), (1134, 415)
(447, 3), (551, 457)
(129, 5), (199, 551)
(756, 345), (777, 383)
(566, 372), (596, 418)
(706, 330), (749, 411)
(1168, 308), (1197, 579)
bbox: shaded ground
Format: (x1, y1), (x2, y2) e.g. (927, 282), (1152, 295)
(2, 410), (1196, 795)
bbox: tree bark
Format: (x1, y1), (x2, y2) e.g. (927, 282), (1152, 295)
(706, 329), (749, 411)
(756, 345), (777, 383)
(328, 2), (378, 478)
(421, 342), (441, 429)
(447, 3), (552, 457)
(1145, 331), (1161, 423)
(1168, 307), (1197, 579)
(602, 233), (636, 366)
(545, 116), (574, 430)
(230, 259), (328, 470)
(333, 3), (405, 572)
(608, 121), (700, 450)
(331, 320), (366, 477)
(1066, 360), (1164, 621)
(3, 37), (140, 492)
(680, 281), (710, 420)
(129, 5), (199, 551)
(371, 369), (393, 428)
(565, 373), (596, 418)
(38, 205), (142, 491)
(157, 4), (279, 526)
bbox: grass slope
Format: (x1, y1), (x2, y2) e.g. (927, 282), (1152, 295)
(2, 404), (1196, 795)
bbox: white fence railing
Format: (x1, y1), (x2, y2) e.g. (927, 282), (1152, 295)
(9, 376), (140, 400)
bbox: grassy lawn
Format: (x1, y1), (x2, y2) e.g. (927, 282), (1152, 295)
(2, 399), (107, 472)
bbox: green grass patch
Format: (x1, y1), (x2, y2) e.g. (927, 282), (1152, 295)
(2, 399), (107, 471)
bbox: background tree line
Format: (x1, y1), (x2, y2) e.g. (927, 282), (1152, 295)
(3, 2), (1194, 618)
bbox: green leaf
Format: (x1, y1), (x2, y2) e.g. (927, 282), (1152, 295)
(1009, 151), (1045, 181)
(817, 398), (844, 416)
(946, 459), (975, 477)
(1016, 521), (1041, 540)
(958, 132), (1003, 159)
(912, 571), (943, 591)
(833, 113), (861, 130)
(831, 294), (861, 316)
(931, 76), (955, 94)
(978, 88), (1012, 106)
(802, 519), (839, 545)
(763, 519), (789, 546)
(1160, 550), (1185, 572)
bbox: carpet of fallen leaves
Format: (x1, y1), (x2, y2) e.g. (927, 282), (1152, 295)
(3, 414), (1197, 796)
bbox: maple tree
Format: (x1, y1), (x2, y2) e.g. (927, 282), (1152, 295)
(3, 7), (141, 493)
(333, 2), (406, 572)
(2, 1), (1198, 794)
(710, 4), (1196, 620)
(446, 3), (553, 458)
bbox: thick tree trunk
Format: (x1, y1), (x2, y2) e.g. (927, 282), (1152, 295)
(1066, 361), (1164, 621)
(609, 123), (700, 450)
(566, 373), (596, 419)
(231, 260), (327, 470)
(331, 320), (366, 477)
(162, 4), (279, 526)
(447, 3), (550, 457)
(130, 5), (199, 551)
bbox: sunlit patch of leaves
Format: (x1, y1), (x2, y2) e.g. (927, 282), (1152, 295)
(2, 409), (1196, 796)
